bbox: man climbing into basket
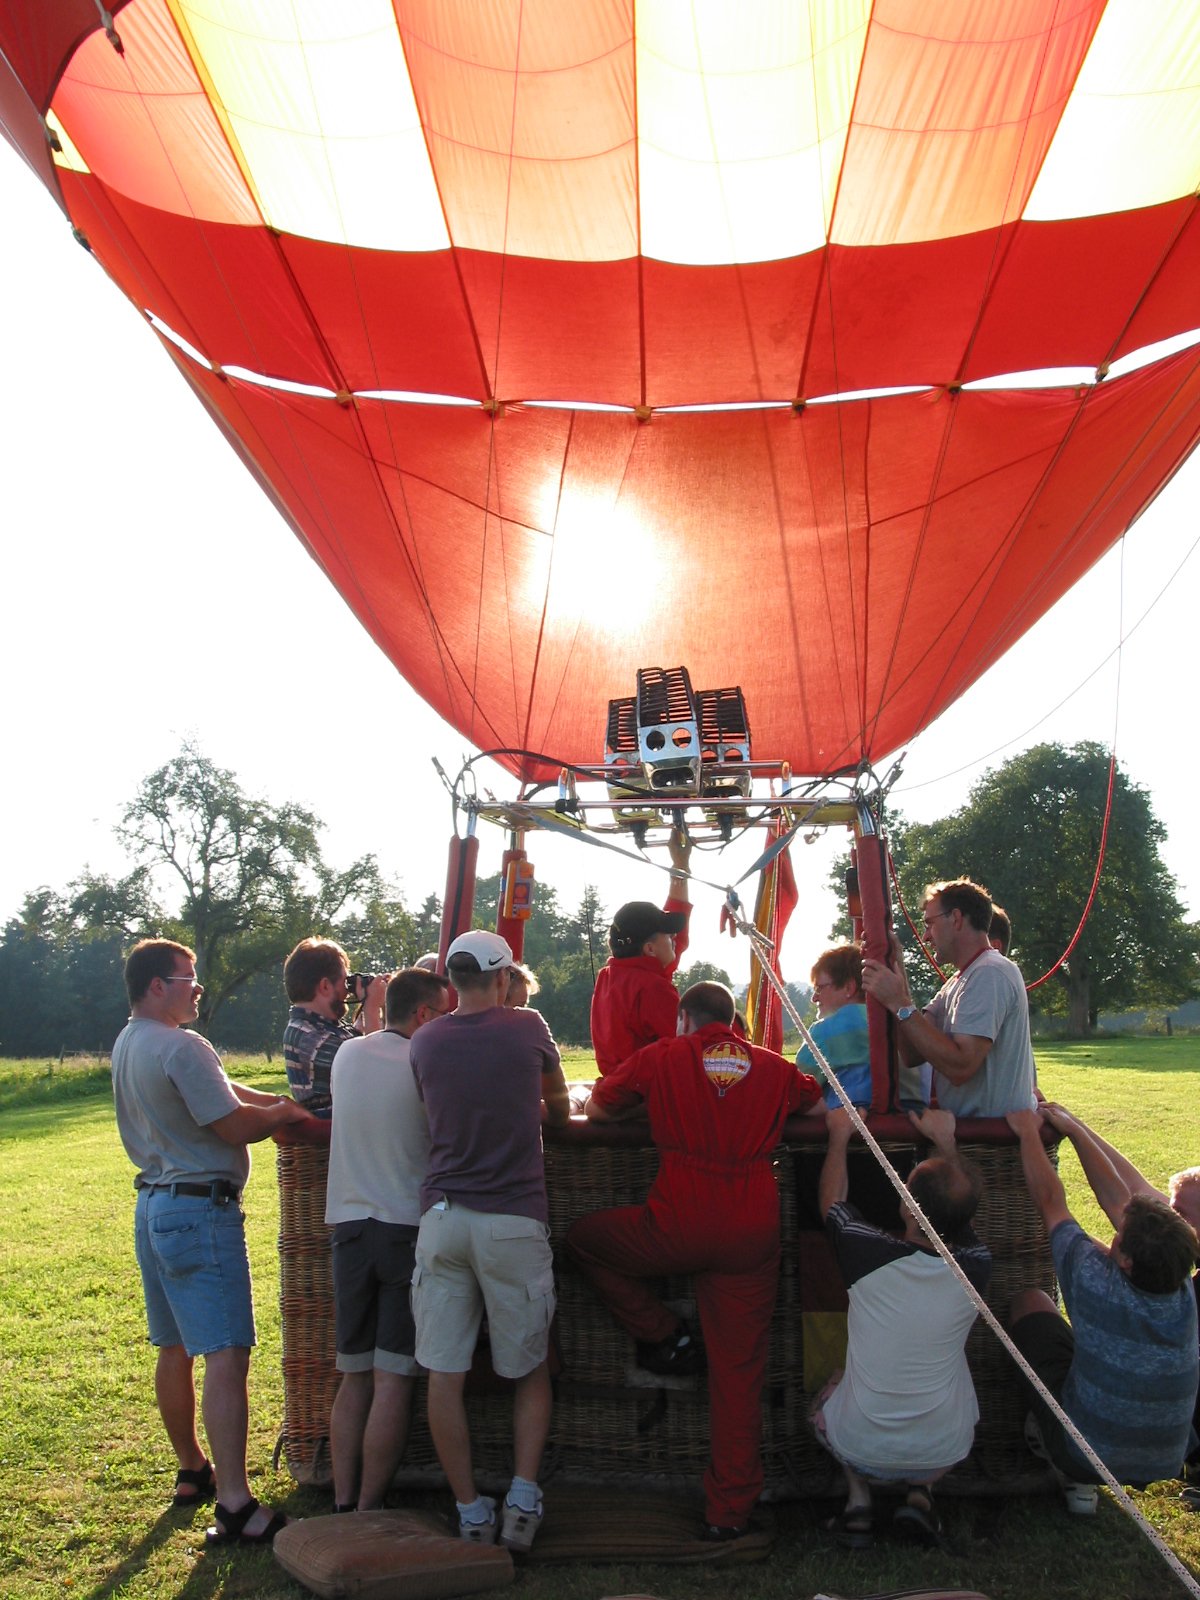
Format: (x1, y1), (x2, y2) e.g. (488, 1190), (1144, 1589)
(569, 980), (823, 1542)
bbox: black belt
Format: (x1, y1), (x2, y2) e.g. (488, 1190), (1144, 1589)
(141, 1180), (241, 1205)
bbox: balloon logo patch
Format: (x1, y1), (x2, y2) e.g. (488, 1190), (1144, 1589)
(703, 1042), (752, 1097)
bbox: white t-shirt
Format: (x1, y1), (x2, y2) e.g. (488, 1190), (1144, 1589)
(326, 1029), (429, 1226)
(822, 1201), (991, 1475)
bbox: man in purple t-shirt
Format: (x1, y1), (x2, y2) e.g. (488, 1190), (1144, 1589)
(409, 930), (570, 1552)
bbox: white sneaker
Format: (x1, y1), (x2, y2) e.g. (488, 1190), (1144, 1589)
(499, 1496), (543, 1551)
(458, 1497), (497, 1543)
(1024, 1412), (1099, 1515)
(1062, 1482), (1099, 1515)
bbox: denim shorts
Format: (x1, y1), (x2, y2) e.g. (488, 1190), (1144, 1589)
(134, 1188), (257, 1356)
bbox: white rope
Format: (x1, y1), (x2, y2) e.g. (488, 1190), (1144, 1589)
(730, 905), (1200, 1599)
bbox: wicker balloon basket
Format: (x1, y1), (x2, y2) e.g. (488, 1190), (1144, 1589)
(276, 1124), (1053, 1497)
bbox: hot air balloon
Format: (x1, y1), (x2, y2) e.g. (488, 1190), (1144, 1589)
(4, 4), (1196, 1540)
(2, 0), (1198, 785)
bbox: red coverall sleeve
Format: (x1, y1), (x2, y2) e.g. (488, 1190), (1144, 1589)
(663, 896), (691, 977)
(787, 1067), (822, 1114)
(590, 1039), (664, 1114)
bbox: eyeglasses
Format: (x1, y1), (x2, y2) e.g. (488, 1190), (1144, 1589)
(922, 910), (951, 931)
(163, 976), (203, 988)
(813, 979), (836, 991)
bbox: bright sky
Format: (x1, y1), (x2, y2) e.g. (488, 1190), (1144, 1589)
(2, 153), (1198, 988)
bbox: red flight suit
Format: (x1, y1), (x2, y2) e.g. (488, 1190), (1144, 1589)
(589, 898), (690, 1075)
(568, 1022), (820, 1529)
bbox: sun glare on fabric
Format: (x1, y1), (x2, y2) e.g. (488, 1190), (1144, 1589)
(539, 495), (663, 633)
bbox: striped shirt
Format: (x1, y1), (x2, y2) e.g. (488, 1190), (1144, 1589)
(1053, 1220), (1198, 1485)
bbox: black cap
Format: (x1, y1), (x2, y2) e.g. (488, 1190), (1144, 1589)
(609, 901), (687, 958)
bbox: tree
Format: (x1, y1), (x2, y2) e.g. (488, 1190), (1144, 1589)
(676, 959), (734, 991)
(894, 743), (1199, 1032)
(70, 743), (384, 1030)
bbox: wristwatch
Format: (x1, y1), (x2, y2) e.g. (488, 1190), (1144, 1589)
(896, 1004), (917, 1022)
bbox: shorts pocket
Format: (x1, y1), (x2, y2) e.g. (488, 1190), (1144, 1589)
(332, 1220), (367, 1248)
(490, 1216), (549, 1242)
(526, 1268), (556, 1302)
(150, 1218), (205, 1280)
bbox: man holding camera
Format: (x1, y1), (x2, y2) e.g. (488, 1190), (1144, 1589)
(282, 937), (386, 1118)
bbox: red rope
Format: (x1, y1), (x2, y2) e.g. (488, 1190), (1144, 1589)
(888, 852), (946, 983)
(883, 744), (1118, 995)
(1024, 747), (1117, 991)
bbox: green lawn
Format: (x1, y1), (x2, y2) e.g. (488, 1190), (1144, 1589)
(1, 1040), (1197, 1598)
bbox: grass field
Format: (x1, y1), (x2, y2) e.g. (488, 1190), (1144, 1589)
(1, 1037), (1197, 1599)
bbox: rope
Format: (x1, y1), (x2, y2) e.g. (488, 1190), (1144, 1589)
(726, 901), (1200, 1598)
(1024, 744), (1118, 992)
(887, 851), (946, 984)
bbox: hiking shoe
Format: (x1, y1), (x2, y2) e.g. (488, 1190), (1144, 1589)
(458, 1497), (497, 1543)
(635, 1325), (705, 1377)
(499, 1497), (543, 1552)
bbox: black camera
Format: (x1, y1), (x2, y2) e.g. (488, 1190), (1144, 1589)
(345, 972), (381, 1002)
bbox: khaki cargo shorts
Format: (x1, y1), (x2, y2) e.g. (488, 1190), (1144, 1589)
(412, 1200), (555, 1379)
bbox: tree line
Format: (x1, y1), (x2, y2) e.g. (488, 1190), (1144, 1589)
(0, 744), (730, 1057)
(834, 741), (1199, 1031)
(2, 739), (1194, 1058)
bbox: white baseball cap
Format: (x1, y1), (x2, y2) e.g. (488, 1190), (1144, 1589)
(446, 929), (514, 972)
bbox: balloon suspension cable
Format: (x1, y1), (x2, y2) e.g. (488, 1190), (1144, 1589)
(722, 894), (1200, 1600)
(1024, 569), (1123, 993)
(888, 852), (946, 983)
(885, 743), (1117, 997)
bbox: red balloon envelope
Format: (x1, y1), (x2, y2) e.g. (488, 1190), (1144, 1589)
(2, 0), (1199, 777)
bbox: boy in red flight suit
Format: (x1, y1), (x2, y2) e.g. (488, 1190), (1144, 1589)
(589, 828), (692, 1075)
(568, 982), (823, 1540)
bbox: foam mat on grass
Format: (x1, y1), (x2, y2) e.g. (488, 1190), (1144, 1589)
(523, 1486), (775, 1565)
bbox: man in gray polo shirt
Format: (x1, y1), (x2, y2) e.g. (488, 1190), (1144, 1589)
(863, 877), (1037, 1117)
(112, 938), (317, 1545)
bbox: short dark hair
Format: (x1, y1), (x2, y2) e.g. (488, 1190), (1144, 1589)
(925, 878), (993, 933)
(1120, 1194), (1198, 1294)
(284, 938), (349, 1002)
(679, 981), (736, 1028)
(812, 943), (863, 994)
(989, 906), (1012, 955)
(385, 968), (449, 1026)
(446, 954), (502, 995)
(125, 938), (195, 1004)
(908, 1156), (983, 1243)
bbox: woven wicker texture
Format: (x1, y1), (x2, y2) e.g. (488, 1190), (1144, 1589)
(276, 1133), (1054, 1496)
